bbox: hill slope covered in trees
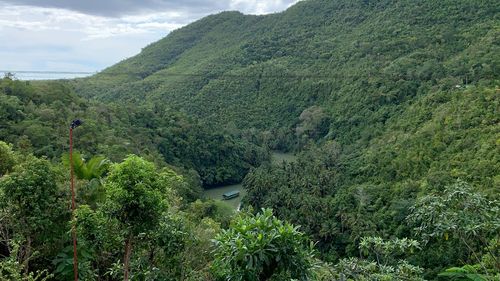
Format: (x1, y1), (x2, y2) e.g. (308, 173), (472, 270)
(72, 0), (499, 276)
(75, 0), (498, 136)
(0, 0), (499, 279)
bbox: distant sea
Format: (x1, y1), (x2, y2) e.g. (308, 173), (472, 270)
(1, 71), (92, 80)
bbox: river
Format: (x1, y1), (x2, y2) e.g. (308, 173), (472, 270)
(203, 151), (296, 209)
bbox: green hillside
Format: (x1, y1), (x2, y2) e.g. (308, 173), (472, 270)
(1, 0), (499, 279)
(75, 0), (500, 270)
(75, 0), (498, 136)
(72, 0), (499, 276)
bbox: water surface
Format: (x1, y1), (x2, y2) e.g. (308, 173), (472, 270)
(203, 183), (244, 209)
(202, 151), (296, 209)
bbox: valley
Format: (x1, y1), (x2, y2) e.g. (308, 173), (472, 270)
(203, 151), (297, 209)
(0, 0), (498, 280)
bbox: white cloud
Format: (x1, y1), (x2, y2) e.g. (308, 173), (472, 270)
(230, 0), (298, 14)
(0, 1), (299, 77)
(0, 5), (181, 39)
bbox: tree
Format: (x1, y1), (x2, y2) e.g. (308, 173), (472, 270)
(334, 237), (424, 281)
(102, 155), (167, 281)
(0, 141), (16, 177)
(54, 204), (121, 280)
(295, 106), (330, 142)
(0, 242), (52, 281)
(212, 208), (316, 281)
(0, 157), (64, 273)
(62, 152), (110, 207)
(62, 151), (110, 182)
(407, 180), (500, 275)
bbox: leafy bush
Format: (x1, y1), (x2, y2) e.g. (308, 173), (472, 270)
(212, 208), (316, 281)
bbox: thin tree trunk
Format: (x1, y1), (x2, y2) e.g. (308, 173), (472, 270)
(123, 235), (133, 281)
(24, 236), (31, 275)
(148, 246), (155, 264)
(461, 236), (488, 275)
(478, 235), (500, 271)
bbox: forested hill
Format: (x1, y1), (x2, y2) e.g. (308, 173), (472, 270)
(74, 0), (498, 133)
(1, 0), (499, 279)
(72, 0), (499, 275)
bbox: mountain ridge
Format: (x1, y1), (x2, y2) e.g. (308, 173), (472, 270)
(74, 0), (498, 129)
(70, 0), (499, 195)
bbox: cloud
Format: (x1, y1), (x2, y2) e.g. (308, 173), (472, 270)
(0, 4), (187, 39)
(0, 0), (298, 17)
(0, 0), (299, 76)
(0, 0), (219, 17)
(0, 5), (173, 73)
(229, 0), (298, 15)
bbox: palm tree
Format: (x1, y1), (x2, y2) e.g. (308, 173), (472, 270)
(63, 151), (110, 207)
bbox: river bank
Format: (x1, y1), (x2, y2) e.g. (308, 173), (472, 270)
(203, 151), (296, 209)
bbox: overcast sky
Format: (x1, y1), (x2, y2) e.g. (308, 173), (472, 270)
(0, 0), (298, 79)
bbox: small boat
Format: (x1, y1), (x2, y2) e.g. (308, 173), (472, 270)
(222, 190), (240, 200)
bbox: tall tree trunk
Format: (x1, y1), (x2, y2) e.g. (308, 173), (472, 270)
(123, 235), (133, 281)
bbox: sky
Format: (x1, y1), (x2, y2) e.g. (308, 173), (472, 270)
(0, 0), (299, 79)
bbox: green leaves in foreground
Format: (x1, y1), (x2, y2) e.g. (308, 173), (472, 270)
(61, 151), (110, 181)
(212, 208), (316, 281)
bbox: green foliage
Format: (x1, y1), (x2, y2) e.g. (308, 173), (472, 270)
(60, 152), (111, 208)
(74, 0), (499, 148)
(0, 141), (16, 176)
(0, 0), (499, 279)
(212, 208), (316, 281)
(334, 258), (425, 281)
(64, 158), (214, 280)
(0, 158), (61, 232)
(438, 265), (494, 281)
(69, 204), (122, 280)
(333, 237), (425, 281)
(0, 242), (52, 281)
(0, 158), (66, 258)
(139, 212), (220, 280)
(74, 204), (121, 253)
(358, 87), (499, 194)
(295, 106), (330, 143)
(102, 155), (168, 280)
(0, 77), (265, 187)
(104, 155), (166, 236)
(62, 151), (110, 181)
(242, 142), (341, 257)
(407, 180), (500, 273)
(187, 199), (235, 228)
(51, 245), (97, 281)
(0, 156), (67, 277)
(359, 237), (421, 266)
(157, 166), (203, 203)
(156, 119), (268, 186)
(244, 87), (499, 273)
(408, 180), (500, 242)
